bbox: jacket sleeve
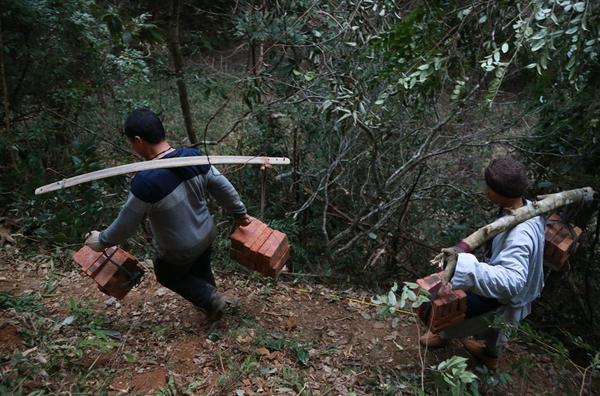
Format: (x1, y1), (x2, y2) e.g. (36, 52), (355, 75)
(206, 166), (247, 216)
(99, 193), (150, 247)
(451, 235), (531, 301)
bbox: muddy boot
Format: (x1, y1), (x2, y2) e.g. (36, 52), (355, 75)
(461, 338), (499, 370)
(419, 330), (449, 348)
(205, 292), (226, 322)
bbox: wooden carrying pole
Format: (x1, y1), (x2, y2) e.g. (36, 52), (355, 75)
(438, 186), (596, 281)
(35, 156), (291, 195)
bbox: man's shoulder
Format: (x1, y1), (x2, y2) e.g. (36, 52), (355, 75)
(508, 216), (545, 244)
(130, 171), (175, 204)
(130, 148), (210, 203)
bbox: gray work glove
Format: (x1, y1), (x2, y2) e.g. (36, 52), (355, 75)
(441, 245), (465, 282)
(85, 230), (104, 252)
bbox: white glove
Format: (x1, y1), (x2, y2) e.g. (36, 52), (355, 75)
(85, 230), (104, 252)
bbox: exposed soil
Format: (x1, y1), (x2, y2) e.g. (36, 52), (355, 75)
(0, 323), (23, 355)
(0, 251), (594, 395)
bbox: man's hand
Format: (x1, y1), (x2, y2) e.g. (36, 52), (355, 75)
(437, 280), (454, 297)
(85, 230), (104, 252)
(234, 214), (252, 227)
(436, 245), (464, 283)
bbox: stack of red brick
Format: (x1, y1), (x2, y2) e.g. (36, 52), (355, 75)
(544, 213), (582, 271)
(73, 245), (144, 300)
(416, 272), (467, 332)
(229, 217), (291, 277)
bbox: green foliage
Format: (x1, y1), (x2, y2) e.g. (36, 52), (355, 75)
(78, 328), (120, 352)
(155, 374), (179, 396)
(0, 1), (157, 248)
(0, 289), (126, 394)
(276, 365), (308, 395)
(67, 298), (109, 331)
(0, 292), (45, 313)
(290, 342), (310, 367)
(372, 282), (430, 317)
(152, 324), (170, 339)
(2, 2), (600, 392)
(432, 356), (479, 396)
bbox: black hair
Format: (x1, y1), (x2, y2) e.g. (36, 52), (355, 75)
(484, 157), (529, 198)
(123, 108), (166, 144)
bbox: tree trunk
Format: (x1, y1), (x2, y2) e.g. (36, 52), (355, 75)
(0, 16), (16, 168)
(439, 187), (596, 281)
(167, 0), (197, 145)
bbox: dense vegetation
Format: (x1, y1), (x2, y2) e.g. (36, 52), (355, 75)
(1, 0), (599, 393)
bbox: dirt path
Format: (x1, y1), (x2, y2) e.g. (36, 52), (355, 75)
(0, 252), (590, 395)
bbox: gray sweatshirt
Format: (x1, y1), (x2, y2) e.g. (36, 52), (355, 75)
(99, 148), (247, 265)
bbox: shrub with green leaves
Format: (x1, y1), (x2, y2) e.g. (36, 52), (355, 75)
(432, 356), (479, 396)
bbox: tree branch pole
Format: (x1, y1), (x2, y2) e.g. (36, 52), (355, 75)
(35, 156), (291, 195)
(438, 187), (596, 282)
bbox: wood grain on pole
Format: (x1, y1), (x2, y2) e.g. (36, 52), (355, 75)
(35, 156), (291, 195)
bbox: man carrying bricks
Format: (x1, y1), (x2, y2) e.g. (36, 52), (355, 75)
(419, 157), (546, 370)
(84, 108), (251, 321)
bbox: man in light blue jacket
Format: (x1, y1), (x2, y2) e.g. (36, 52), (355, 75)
(419, 157), (546, 369)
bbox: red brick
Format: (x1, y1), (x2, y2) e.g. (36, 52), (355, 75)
(253, 231), (289, 269)
(544, 214), (582, 271)
(229, 218), (292, 277)
(230, 248), (254, 270)
(416, 271), (467, 332)
(261, 247), (292, 278)
(250, 228), (274, 254)
(431, 313), (465, 333)
(229, 217), (264, 250)
(416, 272), (443, 296)
(73, 246), (144, 300)
(432, 298), (449, 317)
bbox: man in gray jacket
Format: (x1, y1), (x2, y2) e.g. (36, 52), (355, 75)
(85, 108), (250, 321)
(419, 157), (546, 369)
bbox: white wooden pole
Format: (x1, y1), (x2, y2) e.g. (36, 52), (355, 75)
(35, 156), (291, 195)
(437, 187), (596, 282)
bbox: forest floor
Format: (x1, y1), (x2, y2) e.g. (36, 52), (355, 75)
(0, 248), (594, 395)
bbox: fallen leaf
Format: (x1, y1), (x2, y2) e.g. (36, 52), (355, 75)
(53, 315), (76, 332)
(22, 347), (38, 357)
(285, 316), (297, 331)
(372, 321), (385, 329)
(260, 365), (277, 375)
(393, 340), (404, 351)
(256, 347), (270, 356)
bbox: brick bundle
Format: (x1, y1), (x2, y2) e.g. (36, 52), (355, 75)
(229, 217), (291, 277)
(544, 213), (583, 271)
(73, 246), (144, 300)
(416, 272), (467, 333)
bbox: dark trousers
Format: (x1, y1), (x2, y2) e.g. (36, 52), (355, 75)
(154, 247), (216, 310)
(465, 290), (501, 318)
